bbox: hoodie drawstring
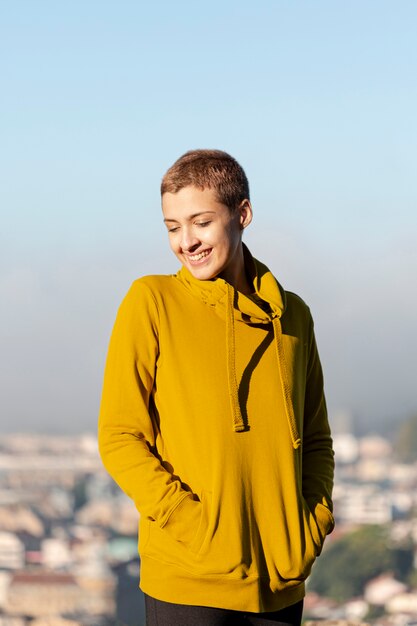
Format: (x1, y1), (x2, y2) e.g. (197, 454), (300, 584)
(226, 285), (246, 432)
(272, 317), (302, 449)
(226, 284), (301, 448)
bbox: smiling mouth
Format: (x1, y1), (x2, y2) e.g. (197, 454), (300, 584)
(186, 249), (212, 264)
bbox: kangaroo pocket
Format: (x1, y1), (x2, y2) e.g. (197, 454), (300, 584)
(188, 490), (211, 554)
(267, 495), (334, 583)
(142, 490), (250, 577)
(142, 490), (215, 572)
(142, 488), (334, 582)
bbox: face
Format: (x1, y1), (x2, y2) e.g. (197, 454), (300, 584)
(162, 186), (252, 288)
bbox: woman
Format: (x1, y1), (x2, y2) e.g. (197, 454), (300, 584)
(98, 150), (335, 626)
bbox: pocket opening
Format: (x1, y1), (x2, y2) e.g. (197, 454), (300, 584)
(188, 489), (211, 554)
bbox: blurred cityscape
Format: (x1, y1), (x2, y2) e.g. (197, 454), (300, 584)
(0, 434), (143, 626)
(0, 414), (416, 626)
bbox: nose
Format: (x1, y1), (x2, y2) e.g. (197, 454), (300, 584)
(180, 226), (200, 252)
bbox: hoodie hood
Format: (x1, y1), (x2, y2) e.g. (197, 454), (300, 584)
(175, 244), (301, 448)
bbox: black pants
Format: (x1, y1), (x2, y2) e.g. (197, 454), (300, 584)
(144, 595), (303, 626)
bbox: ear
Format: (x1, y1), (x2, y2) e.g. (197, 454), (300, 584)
(238, 199), (253, 230)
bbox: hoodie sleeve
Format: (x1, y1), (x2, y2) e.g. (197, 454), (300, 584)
(302, 314), (335, 538)
(98, 280), (201, 543)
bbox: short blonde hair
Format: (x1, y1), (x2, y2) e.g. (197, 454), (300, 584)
(161, 149), (250, 210)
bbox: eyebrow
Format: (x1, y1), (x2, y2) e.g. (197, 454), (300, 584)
(163, 211), (217, 223)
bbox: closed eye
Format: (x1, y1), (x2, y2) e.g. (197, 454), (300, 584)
(196, 221), (211, 227)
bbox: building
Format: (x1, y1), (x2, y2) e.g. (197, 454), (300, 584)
(5, 572), (81, 617)
(0, 533), (25, 570)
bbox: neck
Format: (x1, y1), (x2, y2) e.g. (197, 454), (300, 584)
(219, 245), (253, 295)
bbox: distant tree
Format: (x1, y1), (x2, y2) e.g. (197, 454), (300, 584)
(308, 525), (393, 601)
(73, 476), (89, 510)
(393, 413), (417, 463)
(365, 604), (385, 621)
(407, 567), (417, 588)
(392, 541), (414, 582)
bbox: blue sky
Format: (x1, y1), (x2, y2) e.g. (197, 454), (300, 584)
(1, 1), (416, 432)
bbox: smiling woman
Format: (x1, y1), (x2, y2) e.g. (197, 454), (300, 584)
(98, 149), (335, 626)
(162, 186), (253, 294)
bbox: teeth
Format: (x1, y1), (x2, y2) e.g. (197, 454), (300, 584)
(189, 250), (211, 261)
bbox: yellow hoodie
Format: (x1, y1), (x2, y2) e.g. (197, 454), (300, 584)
(98, 245), (334, 612)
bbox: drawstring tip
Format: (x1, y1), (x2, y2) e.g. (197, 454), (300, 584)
(293, 438), (302, 449)
(233, 423), (246, 433)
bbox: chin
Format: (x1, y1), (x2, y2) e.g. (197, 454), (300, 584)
(188, 267), (217, 281)
(182, 260), (219, 281)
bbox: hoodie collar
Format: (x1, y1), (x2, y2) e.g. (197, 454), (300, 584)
(175, 244), (286, 324)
